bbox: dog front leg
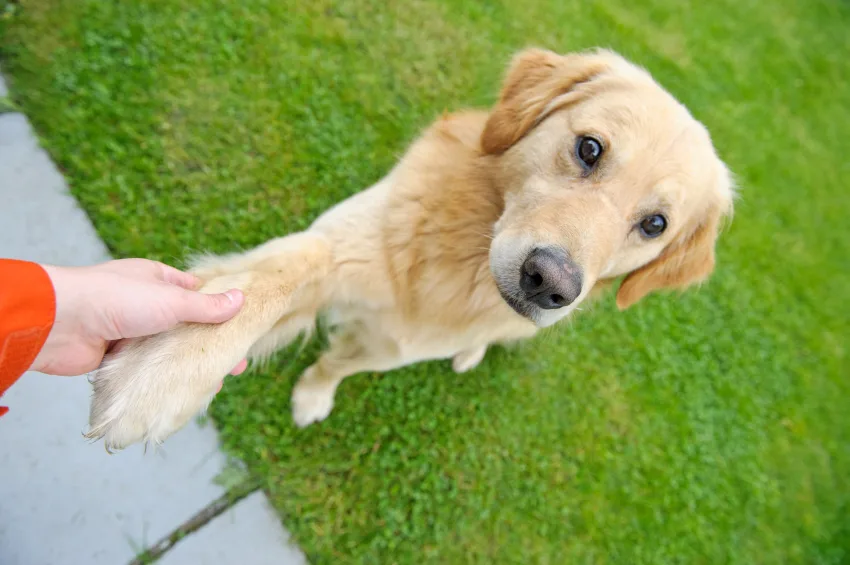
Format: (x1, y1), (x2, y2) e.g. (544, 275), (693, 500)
(86, 231), (332, 451)
(451, 345), (488, 373)
(291, 326), (402, 427)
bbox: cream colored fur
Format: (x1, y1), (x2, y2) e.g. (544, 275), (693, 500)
(86, 48), (734, 450)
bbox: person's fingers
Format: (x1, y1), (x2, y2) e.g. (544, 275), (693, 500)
(98, 259), (200, 289)
(97, 258), (157, 277)
(217, 358), (248, 394)
(157, 263), (201, 290)
(171, 288), (245, 324)
(229, 358), (248, 375)
(217, 358), (247, 394)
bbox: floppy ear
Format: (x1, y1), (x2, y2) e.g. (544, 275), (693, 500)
(481, 49), (611, 154)
(615, 212), (722, 310)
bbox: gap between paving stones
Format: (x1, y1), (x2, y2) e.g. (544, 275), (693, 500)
(128, 478), (261, 565)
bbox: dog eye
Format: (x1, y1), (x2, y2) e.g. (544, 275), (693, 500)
(575, 136), (603, 170)
(638, 215), (667, 238)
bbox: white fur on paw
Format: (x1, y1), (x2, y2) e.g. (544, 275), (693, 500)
(291, 379), (335, 428)
(86, 328), (242, 451)
(452, 346), (487, 373)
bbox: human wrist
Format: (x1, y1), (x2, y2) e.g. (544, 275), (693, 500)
(30, 264), (100, 374)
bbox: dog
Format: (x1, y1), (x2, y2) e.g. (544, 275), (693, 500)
(86, 48), (734, 451)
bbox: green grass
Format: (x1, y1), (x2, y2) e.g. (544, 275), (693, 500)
(3, 0), (849, 562)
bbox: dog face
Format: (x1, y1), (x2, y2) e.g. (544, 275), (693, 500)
(484, 49), (734, 327)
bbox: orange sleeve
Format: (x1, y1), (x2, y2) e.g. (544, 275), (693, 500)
(0, 260), (56, 415)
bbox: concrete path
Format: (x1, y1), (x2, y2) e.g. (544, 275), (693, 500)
(0, 73), (306, 565)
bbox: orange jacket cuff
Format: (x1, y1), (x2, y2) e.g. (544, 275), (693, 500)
(0, 259), (56, 414)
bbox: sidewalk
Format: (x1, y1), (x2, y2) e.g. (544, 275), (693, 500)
(0, 73), (307, 565)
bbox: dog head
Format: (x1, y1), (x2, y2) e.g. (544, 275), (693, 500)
(485, 48), (734, 327)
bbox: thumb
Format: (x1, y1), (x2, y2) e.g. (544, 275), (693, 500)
(172, 288), (245, 324)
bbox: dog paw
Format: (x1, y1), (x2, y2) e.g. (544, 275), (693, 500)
(451, 346), (487, 373)
(291, 370), (335, 428)
(86, 326), (244, 451)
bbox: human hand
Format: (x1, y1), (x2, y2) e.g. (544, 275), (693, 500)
(31, 259), (249, 381)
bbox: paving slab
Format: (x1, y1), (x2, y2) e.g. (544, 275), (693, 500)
(0, 72), (305, 565)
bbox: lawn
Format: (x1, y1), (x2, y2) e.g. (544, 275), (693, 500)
(2, 0), (849, 563)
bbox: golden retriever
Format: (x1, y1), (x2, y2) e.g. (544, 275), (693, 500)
(86, 48), (734, 450)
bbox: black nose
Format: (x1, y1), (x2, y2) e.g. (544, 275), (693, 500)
(519, 247), (583, 310)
